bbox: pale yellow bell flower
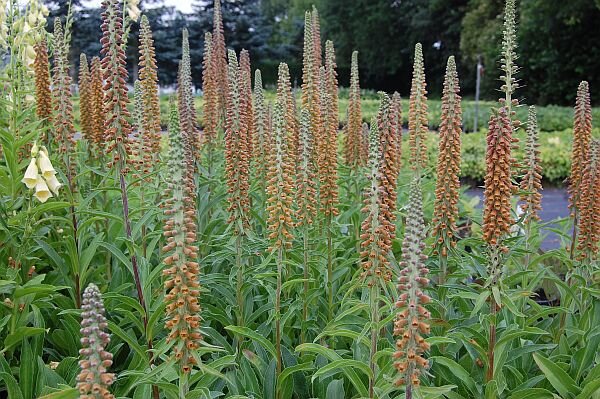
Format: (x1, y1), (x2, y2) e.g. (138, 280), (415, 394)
(45, 174), (62, 195)
(37, 150), (56, 179)
(33, 176), (52, 203)
(22, 157), (39, 189)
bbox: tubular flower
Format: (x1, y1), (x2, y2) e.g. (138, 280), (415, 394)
(266, 63), (295, 252)
(33, 38), (52, 127)
(252, 69), (270, 195)
(79, 53), (94, 143)
(89, 57), (105, 152)
(568, 81), (592, 216)
(519, 106), (542, 223)
(432, 56), (462, 255)
(101, 0), (134, 172)
(22, 144), (62, 202)
(126, 0), (140, 22)
(178, 28), (200, 171)
(295, 109), (318, 227)
(576, 140), (600, 261)
(138, 15), (161, 163)
(377, 93), (400, 241)
(319, 40), (339, 218)
(390, 91), (402, 173)
(202, 32), (219, 149)
(163, 101), (202, 373)
(77, 284), (115, 399)
(360, 117), (392, 285)
(0, 0), (7, 48)
(408, 43), (428, 172)
(394, 176), (431, 389)
(344, 50), (363, 168)
(211, 0), (228, 121)
(52, 18), (77, 187)
(483, 107), (517, 246)
(225, 49), (251, 233)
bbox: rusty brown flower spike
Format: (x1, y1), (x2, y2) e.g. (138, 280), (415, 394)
(345, 51), (363, 168)
(483, 107), (517, 247)
(312, 6), (322, 71)
(52, 18), (76, 180)
(79, 53), (93, 143)
(576, 140), (600, 262)
(202, 32), (219, 151)
(163, 100), (202, 374)
(34, 38), (52, 133)
(394, 176), (431, 391)
(252, 69), (269, 197)
(296, 108), (318, 228)
(133, 80), (152, 180)
(377, 93), (400, 240)
(391, 91), (402, 173)
(138, 15), (161, 165)
(225, 49), (251, 234)
(408, 43), (428, 173)
(211, 0), (228, 121)
(240, 49), (254, 159)
(178, 29), (201, 170)
(519, 106), (542, 223)
(266, 63), (295, 252)
(569, 81), (592, 218)
(77, 284), (115, 399)
(432, 56), (462, 260)
(89, 57), (105, 153)
(101, 0), (133, 172)
(360, 116), (393, 286)
(320, 41), (339, 218)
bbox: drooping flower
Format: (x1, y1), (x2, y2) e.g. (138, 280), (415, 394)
(89, 57), (105, 153)
(252, 69), (270, 197)
(79, 53), (94, 143)
(76, 284), (115, 399)
(127, 0), (140, 22)
(34, 38), (52, 129)
(202, 31), (219, 150)
(22, 158), (39, 189)
(296, 109), (318, 228)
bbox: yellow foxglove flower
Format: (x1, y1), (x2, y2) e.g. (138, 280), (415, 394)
(37, 150), (55, 179)
(34, 176), (52, 203)
(45, 174), (62, 195)
(31, 142), (39, 156)
(22, 158), (39, 189)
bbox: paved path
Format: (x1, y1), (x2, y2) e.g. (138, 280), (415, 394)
(465, 186), (570, 250)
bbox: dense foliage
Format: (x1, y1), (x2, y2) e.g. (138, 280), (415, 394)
(0, 1), (599, 399)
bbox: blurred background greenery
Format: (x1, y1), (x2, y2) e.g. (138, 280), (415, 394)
(47, 0), (600, 106)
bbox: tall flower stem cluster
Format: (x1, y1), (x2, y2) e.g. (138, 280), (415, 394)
(295, 109), (317, 343)
(225, 49), (252, 327)
(266, 63), (295, 385)
(483, 0), (521, 382)
(89, 57), (105, 155)
(432, 56), (462, 284)
(391, 91), (402, 174)
(321, 41), (340, 324)
(568, 81), (592, 260)
(393, 177), (431, 398)
(162, 100), (202, 380)
(202, 32), (218, 171)
(33, 38), (52, 145)
(575, 139), (599, 268)
(100, 0), (149, 347)
(77, 284), (115, 399)
(210, 0), (227, 124)
(344, 51), (363, 168)
(520, 106), (542, 226)
(408, 43), (428, 175)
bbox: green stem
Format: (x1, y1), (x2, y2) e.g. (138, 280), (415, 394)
(368, 284), (380, 398)
(275, 245), (283, 399)
(301, 226), (310, 345)
(236, 233), (244, 328)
